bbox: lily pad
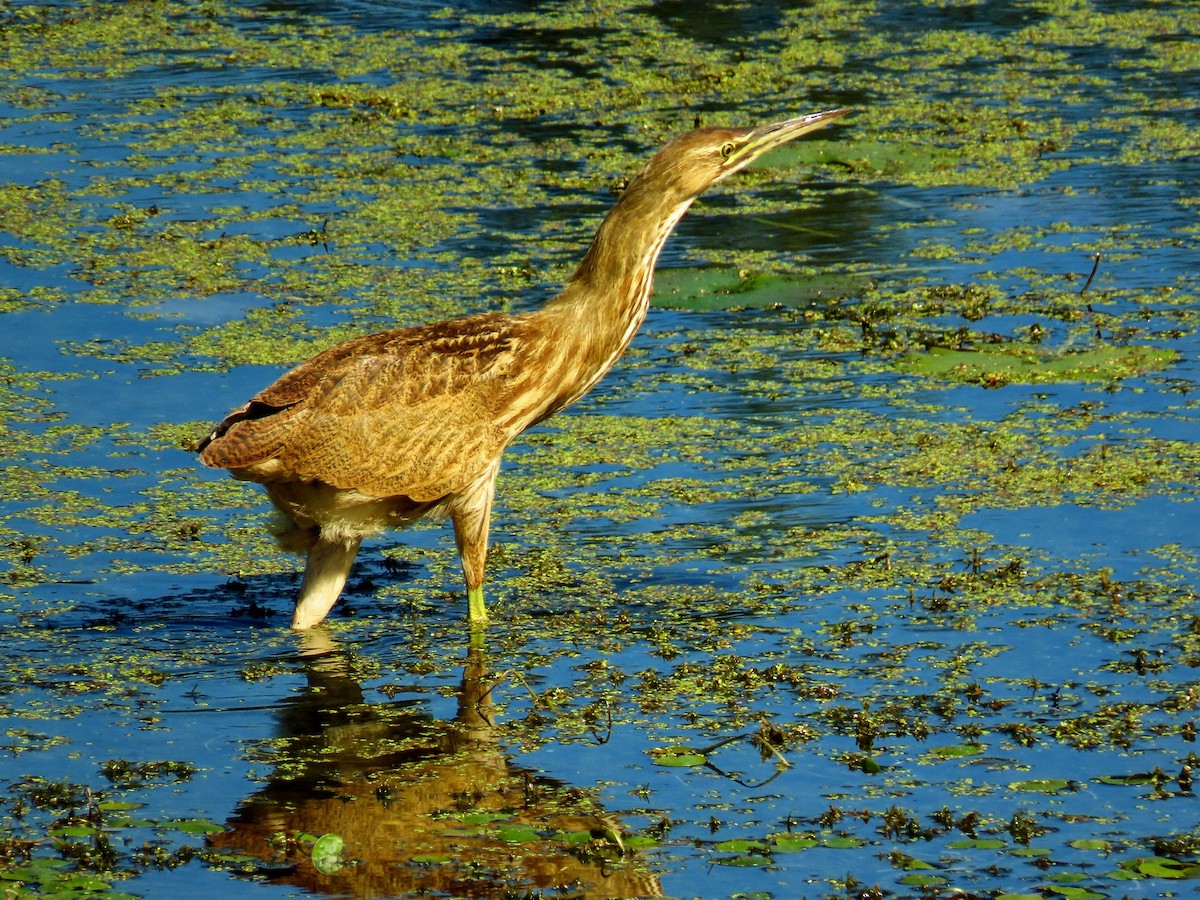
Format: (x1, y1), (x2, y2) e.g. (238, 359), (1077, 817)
(899, 873), (947, 886)
(650, 747), (708, 767)
(50, 825), (98, 838)
(310, 833), (345, 874)
(1043, 887), (1106, 899)
(552, 829), (594, 845)
(1047, 871), (1090, 883)
(900, 344), (1177, 385)
(49, 875), (114, 893)
(893, 853), (936, 870)
(1010, 778), (1074, 794)
(948, 838), (1008, 850)
(624, 835), (660, 849)
(410, 853), (452, 865)
(847, 754), (883, 774)
(652, 265), (866, 311)
(97, 800), (144, 811)
(770, 834), (820, 852)
(165, 818), (225, 835)
(714, 853), (772, 867)
(823, 836), (868, 849)
(715, 839), (768, 853)
(455, 811), (511, 825)
(1117, 856), (1200, 879)
(928, 742), (987, 759)
(770, 138), (962, 181)
(495, 824), (542, 843)
(1096, 773), (1157, 786)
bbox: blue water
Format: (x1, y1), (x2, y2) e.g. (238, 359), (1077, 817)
(1, 2), (1197, 899)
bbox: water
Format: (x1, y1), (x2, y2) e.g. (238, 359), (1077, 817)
(1, 2), (1198, 898)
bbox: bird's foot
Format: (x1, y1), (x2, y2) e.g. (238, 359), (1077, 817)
(467, 584), (488, 624)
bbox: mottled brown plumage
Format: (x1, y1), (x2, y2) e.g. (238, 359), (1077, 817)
(199, 108), (850, 629)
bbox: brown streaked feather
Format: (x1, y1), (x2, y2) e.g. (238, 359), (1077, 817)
(200, 311), (532, 501)
(198, 402), (303, 470)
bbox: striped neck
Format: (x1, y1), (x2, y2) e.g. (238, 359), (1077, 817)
(513, 149), (710, 425)
(546, 174), (696, 363)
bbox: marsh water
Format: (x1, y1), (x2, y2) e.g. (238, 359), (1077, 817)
(1, 2), (1198, 898)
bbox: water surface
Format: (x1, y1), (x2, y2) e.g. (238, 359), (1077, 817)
(1, 2), (1197, 898)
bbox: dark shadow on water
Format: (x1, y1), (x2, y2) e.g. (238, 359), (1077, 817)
(208, 630), (664, 899)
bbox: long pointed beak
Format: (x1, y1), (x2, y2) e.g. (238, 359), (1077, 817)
(728, 107), (852, 171)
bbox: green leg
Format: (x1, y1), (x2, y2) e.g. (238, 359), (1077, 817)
(450, 477), (496, 628)
(467, 583), (488, 624)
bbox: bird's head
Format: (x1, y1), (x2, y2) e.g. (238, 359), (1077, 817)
(634, 107), (852, 200)
(565, 106), (853, 297)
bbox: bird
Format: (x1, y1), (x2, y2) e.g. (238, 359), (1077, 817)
(198, 107), (851, 630)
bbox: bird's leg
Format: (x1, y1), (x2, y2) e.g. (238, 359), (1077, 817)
(451, 472), (497, 624)
(452, 509), (490, 623)
(291, 535), (362, 630)
(466, 582), (486, 624)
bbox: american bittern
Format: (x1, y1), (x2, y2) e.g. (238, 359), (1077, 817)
(199, 108), (851, 629)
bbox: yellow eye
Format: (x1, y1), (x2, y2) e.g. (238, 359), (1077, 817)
(720, 141), (736, 160)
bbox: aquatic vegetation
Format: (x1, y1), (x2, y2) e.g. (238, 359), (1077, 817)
(0, 0), (1197, 898)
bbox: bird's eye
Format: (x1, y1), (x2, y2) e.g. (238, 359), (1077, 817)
(719, 141), (736, 160)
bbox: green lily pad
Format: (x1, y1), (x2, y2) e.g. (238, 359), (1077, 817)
(823, 836), (868, 849)
(107, 816), (159, 828)
(652, 266), (866, 311)
(495, 824), (541, 843)
(1043, 886), (1106, 899)
(770, 834), (820, 852)
(624, 835), (660, 849)
(1119, 856), (1200, 879)
(715, 839), (768, 853)
(1010, 778), (1074, 793)
(1096, 773), (1157, 786)
(651, 747), (708, 767)
(1069, 838), (1112, 851)
(929, 742), (987, 759)
(311, 833), (345, 874)
(853, 755), (884, 774)
(899, 873), (947, 886)
(97, 800), (144, 811)
(59, 875), (116, 891)
(899, 344), (1176, 386)
(770, 138), (962, 180)
(455, 811), (511, 825)
(410, 853), (452, 865)
(552, 829), (594, 845)
(714, 853), (771, 867)
(166, 818), (225, 835)
(0, 860), (71, 884)
(948, 838), (1008, 849)
(51, 824), (98, 838)
(893, 853), (936, 870)
(1047, 871), (1089, 883)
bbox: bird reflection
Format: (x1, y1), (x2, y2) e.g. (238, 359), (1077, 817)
(208, 631), (662, 898)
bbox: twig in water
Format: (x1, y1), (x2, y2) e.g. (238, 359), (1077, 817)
(1081, 252), (1101, 309)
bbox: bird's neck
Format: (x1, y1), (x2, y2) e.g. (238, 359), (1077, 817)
(536, 181), (695, 411)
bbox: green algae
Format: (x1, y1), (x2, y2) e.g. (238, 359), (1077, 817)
(0, 0), (1186, 329)
(0, 1), (1198, 898)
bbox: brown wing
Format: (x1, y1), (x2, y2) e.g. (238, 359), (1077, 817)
(199, 312), (525, 502)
